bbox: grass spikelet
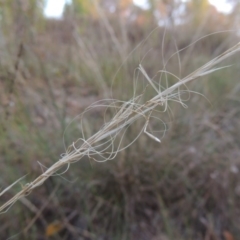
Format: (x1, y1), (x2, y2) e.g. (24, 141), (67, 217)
(0, 41), (239, 214)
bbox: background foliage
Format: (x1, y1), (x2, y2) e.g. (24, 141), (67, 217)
(0, 0), (240, 239)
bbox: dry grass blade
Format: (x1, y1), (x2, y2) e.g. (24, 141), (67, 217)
(0, 42), (240, 214)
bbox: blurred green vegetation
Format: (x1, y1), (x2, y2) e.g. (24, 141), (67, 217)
(0, 0), (240, 239)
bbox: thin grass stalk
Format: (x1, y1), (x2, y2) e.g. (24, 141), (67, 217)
(0, 42), (239, 213)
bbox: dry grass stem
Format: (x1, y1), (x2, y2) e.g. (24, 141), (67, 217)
(0, 42), (240, 214)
